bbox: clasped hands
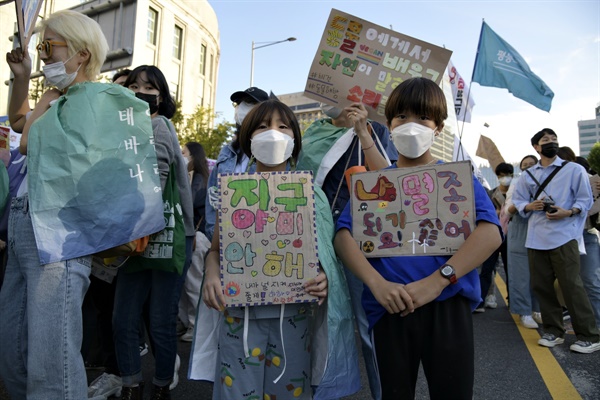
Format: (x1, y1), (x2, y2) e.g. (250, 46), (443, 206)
(371, 273), (447, 317)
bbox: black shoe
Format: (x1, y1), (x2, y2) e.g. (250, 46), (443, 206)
(121, 383), (144, 400)
(151, 384), (172, 400)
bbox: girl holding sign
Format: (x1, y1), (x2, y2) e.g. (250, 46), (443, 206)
(201, 100), (359, 399)
(334, 78), (502, 399)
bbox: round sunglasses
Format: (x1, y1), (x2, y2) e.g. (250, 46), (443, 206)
(36, 40), (67, 57)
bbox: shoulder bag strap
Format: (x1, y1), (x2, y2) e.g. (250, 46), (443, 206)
(526, 161), (568, 200)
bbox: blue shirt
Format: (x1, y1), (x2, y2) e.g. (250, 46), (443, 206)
(512, 157), (592, 250)
(336, 165), (500, 331)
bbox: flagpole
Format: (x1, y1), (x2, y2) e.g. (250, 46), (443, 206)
(456, 19), (486, 163)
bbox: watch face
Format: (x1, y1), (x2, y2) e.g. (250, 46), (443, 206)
(442, 265), (453, 276)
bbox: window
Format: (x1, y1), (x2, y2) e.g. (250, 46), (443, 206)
(173, 25), (183, 59)
(579, 124), (597, 130)
(209, 53), (214, 82)
(170, 82), (179, 101)
(199, 44), (206, 75)
(147, 8), (158, 45)
(580, 131), (598, 138)
(581, 138), (599, 145)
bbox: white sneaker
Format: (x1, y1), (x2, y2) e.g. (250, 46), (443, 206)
(485, 294), (498, 309)
(520, 315), (539, 329)
(532, 312), (543, 325)
(169, 354), (181, 390)
(88, 372), (122, 398)
(570, 340), (600, 354)
(181, 326), (194, 342)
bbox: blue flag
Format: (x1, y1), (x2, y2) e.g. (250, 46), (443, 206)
(472, 21), (554, 111)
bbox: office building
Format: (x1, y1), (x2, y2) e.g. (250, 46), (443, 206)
(578, 103), (600, 158)
(1, 0), (220, 118)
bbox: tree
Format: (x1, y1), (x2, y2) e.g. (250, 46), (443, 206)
(28, 78), (45, 103)
(177, 106), (235, 159)
(588, 142), (600, 175)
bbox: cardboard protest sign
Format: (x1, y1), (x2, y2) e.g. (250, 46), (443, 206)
(0, 127), (9, 150)
(15, 0), (43, 48)
(218, 171), (320, 307)
(350, 161), (475, 257)
(304, 8), (452, 124)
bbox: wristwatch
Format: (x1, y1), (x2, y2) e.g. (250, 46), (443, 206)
(439, 264), (457, 284)
(570, 208), (580, 217)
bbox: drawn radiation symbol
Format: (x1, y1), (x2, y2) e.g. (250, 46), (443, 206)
(362, 241), (375, 253)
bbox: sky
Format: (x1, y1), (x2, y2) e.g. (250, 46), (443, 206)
(207, 0), (599, 165)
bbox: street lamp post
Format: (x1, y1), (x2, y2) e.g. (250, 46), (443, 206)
(250, 37), (296, 87)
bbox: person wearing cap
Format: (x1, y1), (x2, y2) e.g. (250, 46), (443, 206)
(296, 102), (397, 400)
(204, 87), (271, 241)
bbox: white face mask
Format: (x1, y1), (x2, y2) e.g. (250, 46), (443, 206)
(250, 129), (295, 167)
(42, 53), (81, 90)
(391, 122), (436, 159)
(183, 156), (191, 165)
(234, 101), (256, 126)
(498, 176), (513, 186)
(320, 103), (342, 119)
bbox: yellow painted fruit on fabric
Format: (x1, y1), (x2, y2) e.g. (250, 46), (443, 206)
(293, 387), (303, 397)
(272, 356), (281, 367)
(251, 347), (261, 357)
(224, 376), (233, 387)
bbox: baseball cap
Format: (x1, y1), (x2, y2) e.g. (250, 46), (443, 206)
(230, 87), (270, 104)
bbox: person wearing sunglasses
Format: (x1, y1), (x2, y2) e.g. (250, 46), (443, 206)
(0, 10), (158, 400)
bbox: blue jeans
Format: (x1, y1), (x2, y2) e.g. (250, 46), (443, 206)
(113, 267), (181, 386)
(344, 267), (382, 400)
(580, 230), (600, 326)
(507, 214), (539, 315)
(0, 195), (92, 399)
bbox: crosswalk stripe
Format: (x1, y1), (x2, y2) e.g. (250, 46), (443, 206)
(494, 274), (582, 400)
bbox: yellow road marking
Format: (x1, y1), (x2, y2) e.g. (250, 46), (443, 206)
(494, 274), (582, 400)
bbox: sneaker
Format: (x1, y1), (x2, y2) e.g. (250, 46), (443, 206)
(169, 354), (180, 390)
(532, 312), (543, 325)
(570, 340), (600, 354)
(181, 326), (194, 342)
(520, 315), (539, 329)
(474, 305), (485, 313)
(538, 333), (565, 348)
(151, 384), (171, 400)
(139, 342), (149, 357)
(121, 383), (144, 400)
(485, 294), (498, 309)
(88, 372), (122, 398)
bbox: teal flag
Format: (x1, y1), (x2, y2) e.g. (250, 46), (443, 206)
(472, 21), (554, 112)
(27, 82), (166, 264)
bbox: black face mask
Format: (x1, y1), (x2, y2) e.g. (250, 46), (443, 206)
(135, 92), (159, 115)
(540, 142), (559, 158)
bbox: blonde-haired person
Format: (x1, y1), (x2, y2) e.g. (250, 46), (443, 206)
(0, 10), (124, 399)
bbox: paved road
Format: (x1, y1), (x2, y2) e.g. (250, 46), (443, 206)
(1, 274), (599, 399)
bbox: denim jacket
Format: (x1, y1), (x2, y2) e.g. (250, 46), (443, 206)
(204, 142), (256, 241)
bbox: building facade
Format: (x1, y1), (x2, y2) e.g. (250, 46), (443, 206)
(578, 104), (600, 158)
(1, 0), (220, 118)
(276, 92), (323, 128)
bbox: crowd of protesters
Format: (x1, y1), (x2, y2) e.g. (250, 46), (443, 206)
(0, 9), (598, 400)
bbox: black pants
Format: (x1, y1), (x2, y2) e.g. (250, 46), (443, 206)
(373, 295), (474, 400)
